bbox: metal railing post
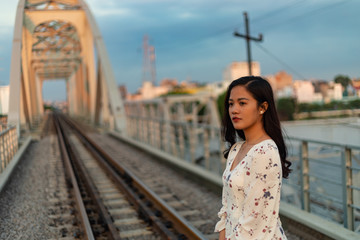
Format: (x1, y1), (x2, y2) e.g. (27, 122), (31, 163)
(178, 124), (185, 159)
(300, 140), (310, 212)
(4, 130), (9, 167)
(342, 147), (354, 230)
(163, 100), (171, 153)
(171, 124), (178, 157)
(0, 134), (3, 173)
(203, 128), (210, 170)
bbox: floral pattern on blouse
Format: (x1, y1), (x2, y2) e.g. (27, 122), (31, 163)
(215, 139), (287, 240)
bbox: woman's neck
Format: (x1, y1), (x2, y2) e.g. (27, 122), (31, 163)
(243, 127), (268, 145)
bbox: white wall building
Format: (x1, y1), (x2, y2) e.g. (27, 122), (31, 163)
(276, 86), (295, 98)
(206, 81), (228, 97)
(326, 82), (343, 101)
(223, 61), (261, 84)
(0, 86), (9, 115)
(293, 80), (322, 103)
(206, 61), (262, 97)
(128, 81), (170, 100)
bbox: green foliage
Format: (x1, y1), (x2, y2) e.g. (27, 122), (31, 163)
(43, 104), (55, 110)
(298, 102), (323, 112)
(348, 99), (360, 108)
(216, 88), (360, 122)
(334, 74), (351, 88)
(161, 91), (190, 97)
(276, 97), (296, 120)
(217, 90), (226, 118)
(297, 98), (360, 114)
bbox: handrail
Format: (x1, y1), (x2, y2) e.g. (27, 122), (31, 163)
(122, 112), (360, 233)
(0, 126), (18, 174)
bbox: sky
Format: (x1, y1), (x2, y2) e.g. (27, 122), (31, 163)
(0, 0), (359, 101)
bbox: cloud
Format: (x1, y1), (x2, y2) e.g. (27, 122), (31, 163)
(176, 12), (199, 20)
(92, 7), (134, 17)
(0, 26), (12, 38)
(0, 2), (17, 28)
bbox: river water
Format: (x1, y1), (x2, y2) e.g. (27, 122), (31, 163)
(282, 117), (360, 147)
(280, 117), (360, 231)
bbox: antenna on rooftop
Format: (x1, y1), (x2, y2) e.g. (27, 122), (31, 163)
(142, 35), (156, 85)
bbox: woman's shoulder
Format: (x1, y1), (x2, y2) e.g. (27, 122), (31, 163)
(253, 139), (280, 157)
(251, 139), (282, 172)
(256, 138), (277, 148)
(230, 141), (245, 152)
(227, 141), (245, 158)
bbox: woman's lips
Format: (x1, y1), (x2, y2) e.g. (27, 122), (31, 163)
(232, 117), (241, 122)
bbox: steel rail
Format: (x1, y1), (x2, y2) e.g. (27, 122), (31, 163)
(60, 117), (182, 239)
(57, 116), (121, 240)
(62, 115), (208, 240)
(54, 117), (95, 240)
(74, 132), (178, 239)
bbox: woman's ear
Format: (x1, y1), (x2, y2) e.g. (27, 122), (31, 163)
(259, 102), (268, 114)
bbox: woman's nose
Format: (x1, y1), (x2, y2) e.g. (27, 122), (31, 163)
(231, 105), (239, 114)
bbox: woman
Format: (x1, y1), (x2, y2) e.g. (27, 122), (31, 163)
(215, 76), (291, 240)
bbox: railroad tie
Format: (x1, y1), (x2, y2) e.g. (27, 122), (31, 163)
(114, 218), (144, 226)
(178, 209), (201, 217)
(167, 200), (187, 208)
(119, 229), (153, 238)
(100, 192), (124, 200)
(157, 193), (174, 200)
(109, 208), (136, 217)
(191, 219), (211, 228)
(103, 198), (128, 208)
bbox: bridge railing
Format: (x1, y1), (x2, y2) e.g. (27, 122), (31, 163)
(126, 115), (226, 175)
(124, 109), (360, 233)
(0, 126), (18, 174)
(284, 137), (360, 232)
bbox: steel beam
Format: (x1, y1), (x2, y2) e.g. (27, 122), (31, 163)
(8, 0), (126, 136)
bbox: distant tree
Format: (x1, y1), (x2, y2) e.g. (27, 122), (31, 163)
(349, 99), (360, 109)
(276, 97), (296, 121)
(217, 91), (226, 118)
(334, 74), (351, 89)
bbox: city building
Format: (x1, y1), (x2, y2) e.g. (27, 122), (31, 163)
(325, 82), (343, 102)
(127, 78), (180, 100)
(207, 61), (262, 97)
(118, 85), (128, 100)
(223, 61), (261, 85)
(352, 79), (360, 96)
(0, 86), (9, 115)
(293, 80), (323, 103)
(293, 80), (343, 103)
(266, 71), (294, 98)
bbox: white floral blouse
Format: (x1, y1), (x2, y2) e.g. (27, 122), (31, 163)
(215, 139), (287, 240)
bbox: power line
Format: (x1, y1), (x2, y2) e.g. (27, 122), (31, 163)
(253, 0), (352, 33)
(155, 0), (351, 52)
(254, 42), (307, 80)
(252, 0), (307, 24)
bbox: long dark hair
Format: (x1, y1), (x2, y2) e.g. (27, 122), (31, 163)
(221, 76), (292, 178)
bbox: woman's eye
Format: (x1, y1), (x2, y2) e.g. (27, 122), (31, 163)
(228, 102), (233, 106)
(239, 102), (246, 106)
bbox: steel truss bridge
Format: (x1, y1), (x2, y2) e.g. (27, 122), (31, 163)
(3, 1), (360, 239)
(8, 0), (126, 134)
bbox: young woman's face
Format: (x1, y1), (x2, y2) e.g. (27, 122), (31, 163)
(228, 85), (263, 131)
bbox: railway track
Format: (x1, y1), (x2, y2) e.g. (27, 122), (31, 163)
(54, 113), (207, 239)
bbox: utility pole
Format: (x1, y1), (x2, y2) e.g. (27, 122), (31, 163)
(234, 12), (263, 76)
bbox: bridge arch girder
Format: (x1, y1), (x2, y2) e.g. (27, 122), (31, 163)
(8, 0), (126, 135)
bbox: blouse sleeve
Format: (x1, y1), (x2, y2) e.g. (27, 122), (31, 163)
(214, 142), (239, 232)
(235, 144), (282, 239)
(214, 186), (227, 232)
